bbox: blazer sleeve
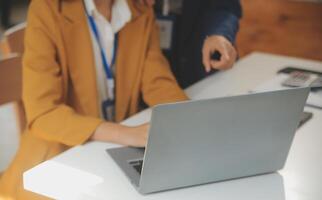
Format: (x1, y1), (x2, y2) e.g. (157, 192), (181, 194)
(202, 0), (242, 44)
(141, 11), (189, 106)
(23, 0), (103, 146)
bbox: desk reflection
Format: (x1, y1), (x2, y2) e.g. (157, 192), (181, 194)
(81, 173), (285, 200)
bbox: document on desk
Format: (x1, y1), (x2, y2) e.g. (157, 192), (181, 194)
(251, 74), (322, 108)
(23, 160), (104, 199)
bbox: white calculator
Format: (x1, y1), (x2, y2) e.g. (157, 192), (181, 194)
(282, 71), (320, 88)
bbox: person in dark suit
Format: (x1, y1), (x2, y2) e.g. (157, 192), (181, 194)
(139, 0), (242, 88)
(0, 0), (13, 28)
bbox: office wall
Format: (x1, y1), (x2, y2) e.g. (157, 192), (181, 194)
(237, 0), (322, 61)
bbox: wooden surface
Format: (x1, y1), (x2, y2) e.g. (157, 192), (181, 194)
(0, 39), (11, 57)
(4, 23), (26, 56)
(237, 0), (322, 61)
(0, 55), (22, 105)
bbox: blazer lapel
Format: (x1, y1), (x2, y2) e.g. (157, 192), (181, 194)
(58, 0), (100, 117)
(114, 1), (150, 121)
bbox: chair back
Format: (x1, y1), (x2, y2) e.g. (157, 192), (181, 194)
(3, 23), (26, 56)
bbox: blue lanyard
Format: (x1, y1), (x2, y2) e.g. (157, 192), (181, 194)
(86, 12), (118, 80)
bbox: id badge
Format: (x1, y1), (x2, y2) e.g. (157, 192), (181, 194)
(156, 15), (176, 51)
(102, 99), (115, 121)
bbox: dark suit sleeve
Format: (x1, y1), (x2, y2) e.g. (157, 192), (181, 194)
(202, 0), (242, 44)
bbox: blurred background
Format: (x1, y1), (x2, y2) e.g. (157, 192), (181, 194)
(0, 0), (28, 44)
(0, 0), (321, 172)
(1, 0), (322, 60)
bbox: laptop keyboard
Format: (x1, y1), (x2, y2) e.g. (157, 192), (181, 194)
(129, 160), (143, 174)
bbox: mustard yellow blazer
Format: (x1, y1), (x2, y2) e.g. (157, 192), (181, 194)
(0, 0), (187, 199)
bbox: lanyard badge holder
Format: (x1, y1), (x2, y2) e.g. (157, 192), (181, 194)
(86, 9), (118, 120)
(156, 0), (176, 56)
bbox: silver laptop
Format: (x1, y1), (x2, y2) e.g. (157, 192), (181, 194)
(107, 88), (310, 194)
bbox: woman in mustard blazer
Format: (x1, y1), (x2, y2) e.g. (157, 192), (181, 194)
(0, 0), (188, 199)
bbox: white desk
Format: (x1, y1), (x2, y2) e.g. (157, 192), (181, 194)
(24, 52), (322, 200)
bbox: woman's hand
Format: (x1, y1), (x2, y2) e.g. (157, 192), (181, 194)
(91, 122), (150, 147)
